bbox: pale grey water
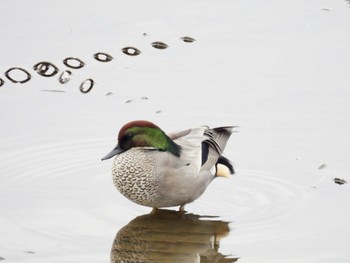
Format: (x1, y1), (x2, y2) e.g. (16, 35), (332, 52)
(0, 131), (322, 262)
(1, 0), (350, 262)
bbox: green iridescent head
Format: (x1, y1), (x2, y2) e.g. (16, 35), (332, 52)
(102, 120), (181, 160)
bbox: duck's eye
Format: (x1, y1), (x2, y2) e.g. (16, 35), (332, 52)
(124, 133), (134, 139)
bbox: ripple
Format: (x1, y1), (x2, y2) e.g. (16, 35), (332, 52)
(0, 136), (324, 262)
(229, 170), (309, 225)
(1, 138), (107, 186)
(196, 169), (310, 238)
(0, 135), (114, 242)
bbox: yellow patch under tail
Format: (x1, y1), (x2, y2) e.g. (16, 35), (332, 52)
(216, 163), (232, 178)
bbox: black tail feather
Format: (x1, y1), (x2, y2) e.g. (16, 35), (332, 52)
(217, 156), (235, 174)
(201, 142), (209, 166)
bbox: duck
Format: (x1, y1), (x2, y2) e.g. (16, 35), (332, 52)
(102, 120), (235, 211)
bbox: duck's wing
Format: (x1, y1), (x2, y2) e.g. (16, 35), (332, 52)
(167, 126), (235, 174)
(167, 128), (192, 140)
(166, 127), (208, 170)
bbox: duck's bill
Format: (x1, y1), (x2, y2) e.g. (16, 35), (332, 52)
(101, 144), (124, 160)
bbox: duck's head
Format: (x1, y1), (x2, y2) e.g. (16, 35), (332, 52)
(102, 120), (181, 160)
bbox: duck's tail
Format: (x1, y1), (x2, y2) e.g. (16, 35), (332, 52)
(204, 126), (235, 154)
(201, 126), (236, 175)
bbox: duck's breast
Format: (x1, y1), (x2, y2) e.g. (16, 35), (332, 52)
(112, 148), (161, 207)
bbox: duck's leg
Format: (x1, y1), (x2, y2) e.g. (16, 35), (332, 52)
(179, 204), (185, 212)
(151, 207), (159, 214)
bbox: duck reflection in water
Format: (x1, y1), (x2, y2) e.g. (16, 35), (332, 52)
(111, 209), (238, 263)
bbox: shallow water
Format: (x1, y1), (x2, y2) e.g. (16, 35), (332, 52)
(1, 0), (350, 262)
(1, 130), (348, 262)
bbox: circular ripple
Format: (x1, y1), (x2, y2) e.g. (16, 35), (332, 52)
(0, 136), (310, 253)
(1, 138), (108, 186)
(0, 136), (114, 243)
(199, 169), (310, 233)
(231, 170), (308, 222)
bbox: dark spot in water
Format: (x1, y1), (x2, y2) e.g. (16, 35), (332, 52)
(0, 256), (5, 261)
(318, 164), (327, 170)
(122, 47), (141, 56)
(1, 34), (195, 90)
(33, 62), (59, 77)
(140, 96), (149, 100)
(63, 57), (85, 69)
(58, 70), (72, 84)
(5, 67), (32, 84)
(155, 110), (162, 114)
(24, 251), (35, 254)
(40, 90), (66, 93)
(79, 78), (94, 94)
(125, 99), (133, 103)
(181, 36), (196, 43)
(151, 42), (168, 49)
(93, 52), (113, 62)
(334, 178), (347, 185)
